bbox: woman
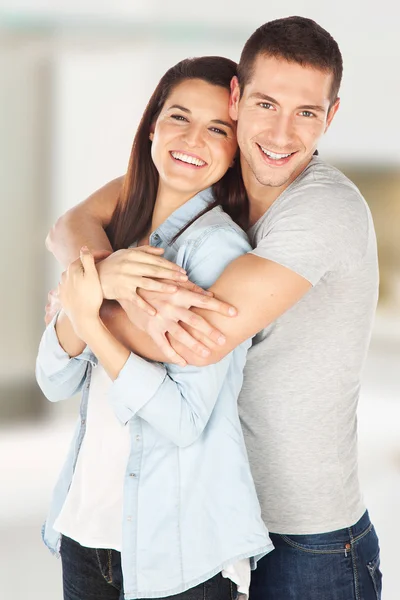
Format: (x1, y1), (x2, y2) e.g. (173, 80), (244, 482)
(36, 56), (273, 600)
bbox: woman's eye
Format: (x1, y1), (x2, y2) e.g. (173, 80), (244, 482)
(209, 127), (227, 136)
(171, 114), (188, 122)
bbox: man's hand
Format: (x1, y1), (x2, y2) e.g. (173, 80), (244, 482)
(96, 246), (189, 315)
(119, 286), (238, 365)
(44, 289), (61, 326)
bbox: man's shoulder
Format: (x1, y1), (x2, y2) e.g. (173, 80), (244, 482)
(293, 157), (362, 200)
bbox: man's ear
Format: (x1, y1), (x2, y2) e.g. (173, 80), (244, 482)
(325, 97), (340, 133)
(229, 76), (241, 122)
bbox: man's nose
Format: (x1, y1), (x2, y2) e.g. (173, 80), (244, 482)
(268, 114), (295, 149)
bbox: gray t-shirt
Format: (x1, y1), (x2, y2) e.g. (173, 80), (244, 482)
(239, 156), (379, 535)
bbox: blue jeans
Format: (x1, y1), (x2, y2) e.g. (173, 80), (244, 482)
(250, 510), (382, 600)
(60, 535), (236, 600)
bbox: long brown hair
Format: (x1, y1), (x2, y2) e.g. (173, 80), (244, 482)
(107, 56), (248, 250)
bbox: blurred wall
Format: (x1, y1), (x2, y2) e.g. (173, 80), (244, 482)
(0, 2), (399, 420)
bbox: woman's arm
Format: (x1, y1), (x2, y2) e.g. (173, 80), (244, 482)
(35, 312), (94, 403)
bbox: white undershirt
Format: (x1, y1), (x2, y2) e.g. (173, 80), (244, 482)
(54, 365), (250, 597)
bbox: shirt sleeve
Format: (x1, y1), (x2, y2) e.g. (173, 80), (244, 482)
(251, 183), (370, 286)
(109, 226), (252, 447)
(35, 312), (96, 402)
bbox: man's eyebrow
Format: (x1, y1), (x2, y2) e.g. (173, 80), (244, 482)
(167, 104), (191, 113)
(248, 93), (280, 105)
(298, 104), (325, 113)
(248, 93), (325, 113)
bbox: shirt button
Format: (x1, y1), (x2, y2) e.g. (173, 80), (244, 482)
(153, 233), (160, 242)
(129, 473), (137, 478)
(81, 419), (86, 425)
(135, 435), (141, 442)
(127, 516), (132, 521)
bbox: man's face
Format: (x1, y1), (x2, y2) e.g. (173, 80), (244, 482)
(230, 55), (339, 194)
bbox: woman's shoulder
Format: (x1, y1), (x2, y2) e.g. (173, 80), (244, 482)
(179, 205), (249, 246)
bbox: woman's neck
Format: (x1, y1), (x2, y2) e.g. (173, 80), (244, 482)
(150, 183), (194, 233)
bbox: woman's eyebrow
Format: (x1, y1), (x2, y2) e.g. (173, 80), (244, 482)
(167, 105), (233, 130)
(211, 119), (233, 131)
(167, 104), (191, 113)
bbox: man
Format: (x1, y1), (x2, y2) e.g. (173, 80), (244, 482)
(46, 16), (382, 600)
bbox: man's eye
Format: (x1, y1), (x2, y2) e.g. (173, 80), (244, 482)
(209, 127), (227, 136)
(171, 114), (188, 121)
(300, 110), (315, 118)
(259, 103), (274, 110)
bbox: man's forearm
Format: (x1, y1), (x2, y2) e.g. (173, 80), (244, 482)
(100, 301), (165, 362)
(47, 212), (113, 269)
(46, 176), (123, 268)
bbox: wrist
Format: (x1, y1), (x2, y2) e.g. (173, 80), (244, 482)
(72, 314), (102, 341)
(96, 261), (112, 300)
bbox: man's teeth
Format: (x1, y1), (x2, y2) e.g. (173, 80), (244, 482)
(171, 152), (206, 166)
(260, 146), (292, 160)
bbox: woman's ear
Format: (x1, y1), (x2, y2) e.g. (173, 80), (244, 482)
(149, 132), (154, 141)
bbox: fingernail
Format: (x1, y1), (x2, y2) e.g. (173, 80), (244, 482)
(179, 275), (188, 281)
(201, 348), (211, 357)
(179, 268), (186, 274)
(168, 285), (178, 292)
(217, 335), (226, 345)
(228, 307), (237, 316)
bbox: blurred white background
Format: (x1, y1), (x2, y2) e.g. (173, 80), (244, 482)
(0, 1), (399, 599)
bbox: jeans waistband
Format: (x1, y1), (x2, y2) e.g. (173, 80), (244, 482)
(274, 511), (371, 544)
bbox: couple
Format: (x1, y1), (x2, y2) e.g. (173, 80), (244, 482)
(36, 15), (382, 600)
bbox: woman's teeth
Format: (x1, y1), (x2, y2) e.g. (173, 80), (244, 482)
(171, 152), (206, 167)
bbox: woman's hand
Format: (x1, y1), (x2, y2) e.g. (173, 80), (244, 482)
(58, 247), (103, 337)
(96, 246), (189, 314)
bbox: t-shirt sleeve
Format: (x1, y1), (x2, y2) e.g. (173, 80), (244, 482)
(250, 183), (370, 286)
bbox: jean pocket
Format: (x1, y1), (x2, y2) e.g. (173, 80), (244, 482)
(95, 548), (113, 584)
(367, 551), (382, 599)
(279, 534), (346, 555)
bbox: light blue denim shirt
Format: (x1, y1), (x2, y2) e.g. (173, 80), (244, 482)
(36, 188), (273, 599)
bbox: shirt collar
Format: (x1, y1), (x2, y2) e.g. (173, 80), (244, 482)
(149, 187), (215, 246)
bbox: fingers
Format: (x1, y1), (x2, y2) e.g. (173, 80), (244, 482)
(166, 321), (212, 358)
(152, 332), (187, 367)
(128, 294), (157, 317)
(137, 277), (178, 294)
(130, 248), (186, 274)
(80, 246), (97, 274)
(174, 280), (213, 296)
(185, 292), (237, 316)
(174, 308), (226, 346)
(129, 262), (188, 282)
(138, 246), (165, 255)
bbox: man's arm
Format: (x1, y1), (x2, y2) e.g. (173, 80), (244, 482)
(167, 255), (311, 365)
(46, 176), (122, 267)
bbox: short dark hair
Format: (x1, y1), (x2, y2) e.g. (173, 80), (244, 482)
(238, 16), (343, 106)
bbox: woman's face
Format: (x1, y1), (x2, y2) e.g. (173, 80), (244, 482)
(151, 79), (237, 198)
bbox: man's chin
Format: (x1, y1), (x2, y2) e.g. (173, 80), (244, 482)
(254, 170), (293, 189)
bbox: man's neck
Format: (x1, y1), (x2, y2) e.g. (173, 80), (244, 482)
(243, 156), (314, 227)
